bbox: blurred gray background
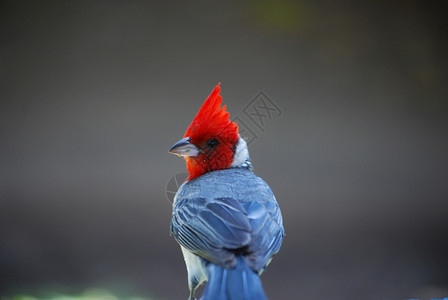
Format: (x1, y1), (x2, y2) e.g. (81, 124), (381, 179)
(1, 1), (447, 299)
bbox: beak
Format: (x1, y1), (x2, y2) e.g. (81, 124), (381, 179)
(169, 137), (200, 157)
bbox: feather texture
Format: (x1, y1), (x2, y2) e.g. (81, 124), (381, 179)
(171, 167), (284, 279)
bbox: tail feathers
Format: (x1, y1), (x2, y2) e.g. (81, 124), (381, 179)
(201, 256), (267, 300)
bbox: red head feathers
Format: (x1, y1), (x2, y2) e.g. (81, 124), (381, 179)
(184, 83), (238, 143)
(169, 84), (240, 180)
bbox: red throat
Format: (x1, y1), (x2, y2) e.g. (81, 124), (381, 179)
(184, 84), (239, 180)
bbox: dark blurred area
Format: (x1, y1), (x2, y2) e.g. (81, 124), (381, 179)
(1, 1), (447, 299)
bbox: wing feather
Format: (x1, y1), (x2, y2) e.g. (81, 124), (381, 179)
(171, 197), (252, 266)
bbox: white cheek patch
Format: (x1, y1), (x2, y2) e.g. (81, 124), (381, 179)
(231, 137), (250, 167)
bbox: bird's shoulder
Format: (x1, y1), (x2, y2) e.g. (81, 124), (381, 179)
(174, 167), (275, 205)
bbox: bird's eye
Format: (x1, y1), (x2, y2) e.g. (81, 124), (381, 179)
(206, 138), (220, 149)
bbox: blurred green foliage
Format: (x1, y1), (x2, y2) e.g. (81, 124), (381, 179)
(252, 0), (309, 32)
(3, 289), (156, 300)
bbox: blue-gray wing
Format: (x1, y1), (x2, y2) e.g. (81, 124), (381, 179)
(171, 197), (252, 267)
(171, 196), (284, 271)
(242, 200), (284, 272)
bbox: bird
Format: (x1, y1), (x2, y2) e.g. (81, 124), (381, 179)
(168, 83), (284, 300)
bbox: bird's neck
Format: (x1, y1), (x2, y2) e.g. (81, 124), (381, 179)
(230, 137), (251, 169)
